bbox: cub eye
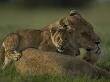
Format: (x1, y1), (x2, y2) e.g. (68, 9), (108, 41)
(56, 37), (60, 41)
(64, 25), (67, 27)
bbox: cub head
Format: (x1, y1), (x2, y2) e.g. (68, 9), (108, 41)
(49, 25), (73, 53)
(53, 10), (101, 55)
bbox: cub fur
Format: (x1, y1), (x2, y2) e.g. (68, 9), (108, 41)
(0, 28), (72, 69)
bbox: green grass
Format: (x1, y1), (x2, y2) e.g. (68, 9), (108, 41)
(0, 3), (110, 82)
(0, 64), (110, 82)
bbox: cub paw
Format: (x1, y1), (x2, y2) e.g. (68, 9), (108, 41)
(13, 51), (21, 61)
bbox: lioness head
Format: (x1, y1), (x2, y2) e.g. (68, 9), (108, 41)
(50, 10), (101, 55)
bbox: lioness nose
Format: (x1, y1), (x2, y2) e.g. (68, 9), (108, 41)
(95, 41), (100, 44)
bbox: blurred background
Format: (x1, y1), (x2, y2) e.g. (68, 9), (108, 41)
(0, 0), (110, 70)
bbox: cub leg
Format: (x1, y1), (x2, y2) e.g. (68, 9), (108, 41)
(2, 33), (21, 69)
(2, 56), (12, 70)
(2, 50), (21, 70)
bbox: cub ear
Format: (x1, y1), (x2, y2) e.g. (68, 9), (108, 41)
(70, 10), (80, 16)
(50, 27), (56, 35)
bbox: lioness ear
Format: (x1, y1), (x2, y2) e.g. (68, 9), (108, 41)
(67, 26), (75, 33)
(70, 10), (80, 16)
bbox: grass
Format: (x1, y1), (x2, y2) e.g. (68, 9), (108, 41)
(0, 64), (110, 82)
(0, 3), (110, 82)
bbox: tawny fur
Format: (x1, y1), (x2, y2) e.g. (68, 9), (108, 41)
(15, 48), (110, 78)
(0, 10), (101, 69)
(0, 29), (58, 69)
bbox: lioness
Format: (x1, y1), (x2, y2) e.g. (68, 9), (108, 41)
(15, 48), (110, 78)
(0, 27), (73, 69)
(45, 10), (101, 64)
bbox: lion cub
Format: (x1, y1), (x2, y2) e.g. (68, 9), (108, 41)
(0, 29), (56, 69)
(0, 26), (72, 70)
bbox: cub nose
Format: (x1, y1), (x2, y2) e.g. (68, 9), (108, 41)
(95, 41), (100, 44)
(58, 45), (64, 50)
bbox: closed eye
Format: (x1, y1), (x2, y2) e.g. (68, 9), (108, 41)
(63, 25), (67, 27)
(81, 32), (90, 36)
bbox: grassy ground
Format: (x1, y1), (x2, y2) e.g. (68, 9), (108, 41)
(0, 3), (110, 82)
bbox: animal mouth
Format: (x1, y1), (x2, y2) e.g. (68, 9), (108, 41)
(86, 44), (101, 55)
(57, 47), (64, 53)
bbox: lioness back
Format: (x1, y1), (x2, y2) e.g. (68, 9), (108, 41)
(15, 48), (110, 78)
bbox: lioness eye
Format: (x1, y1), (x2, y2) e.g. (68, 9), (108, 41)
(81, 32), (85, 35)
(81, 32), (90, 37)
(65, 38), (68, 41)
